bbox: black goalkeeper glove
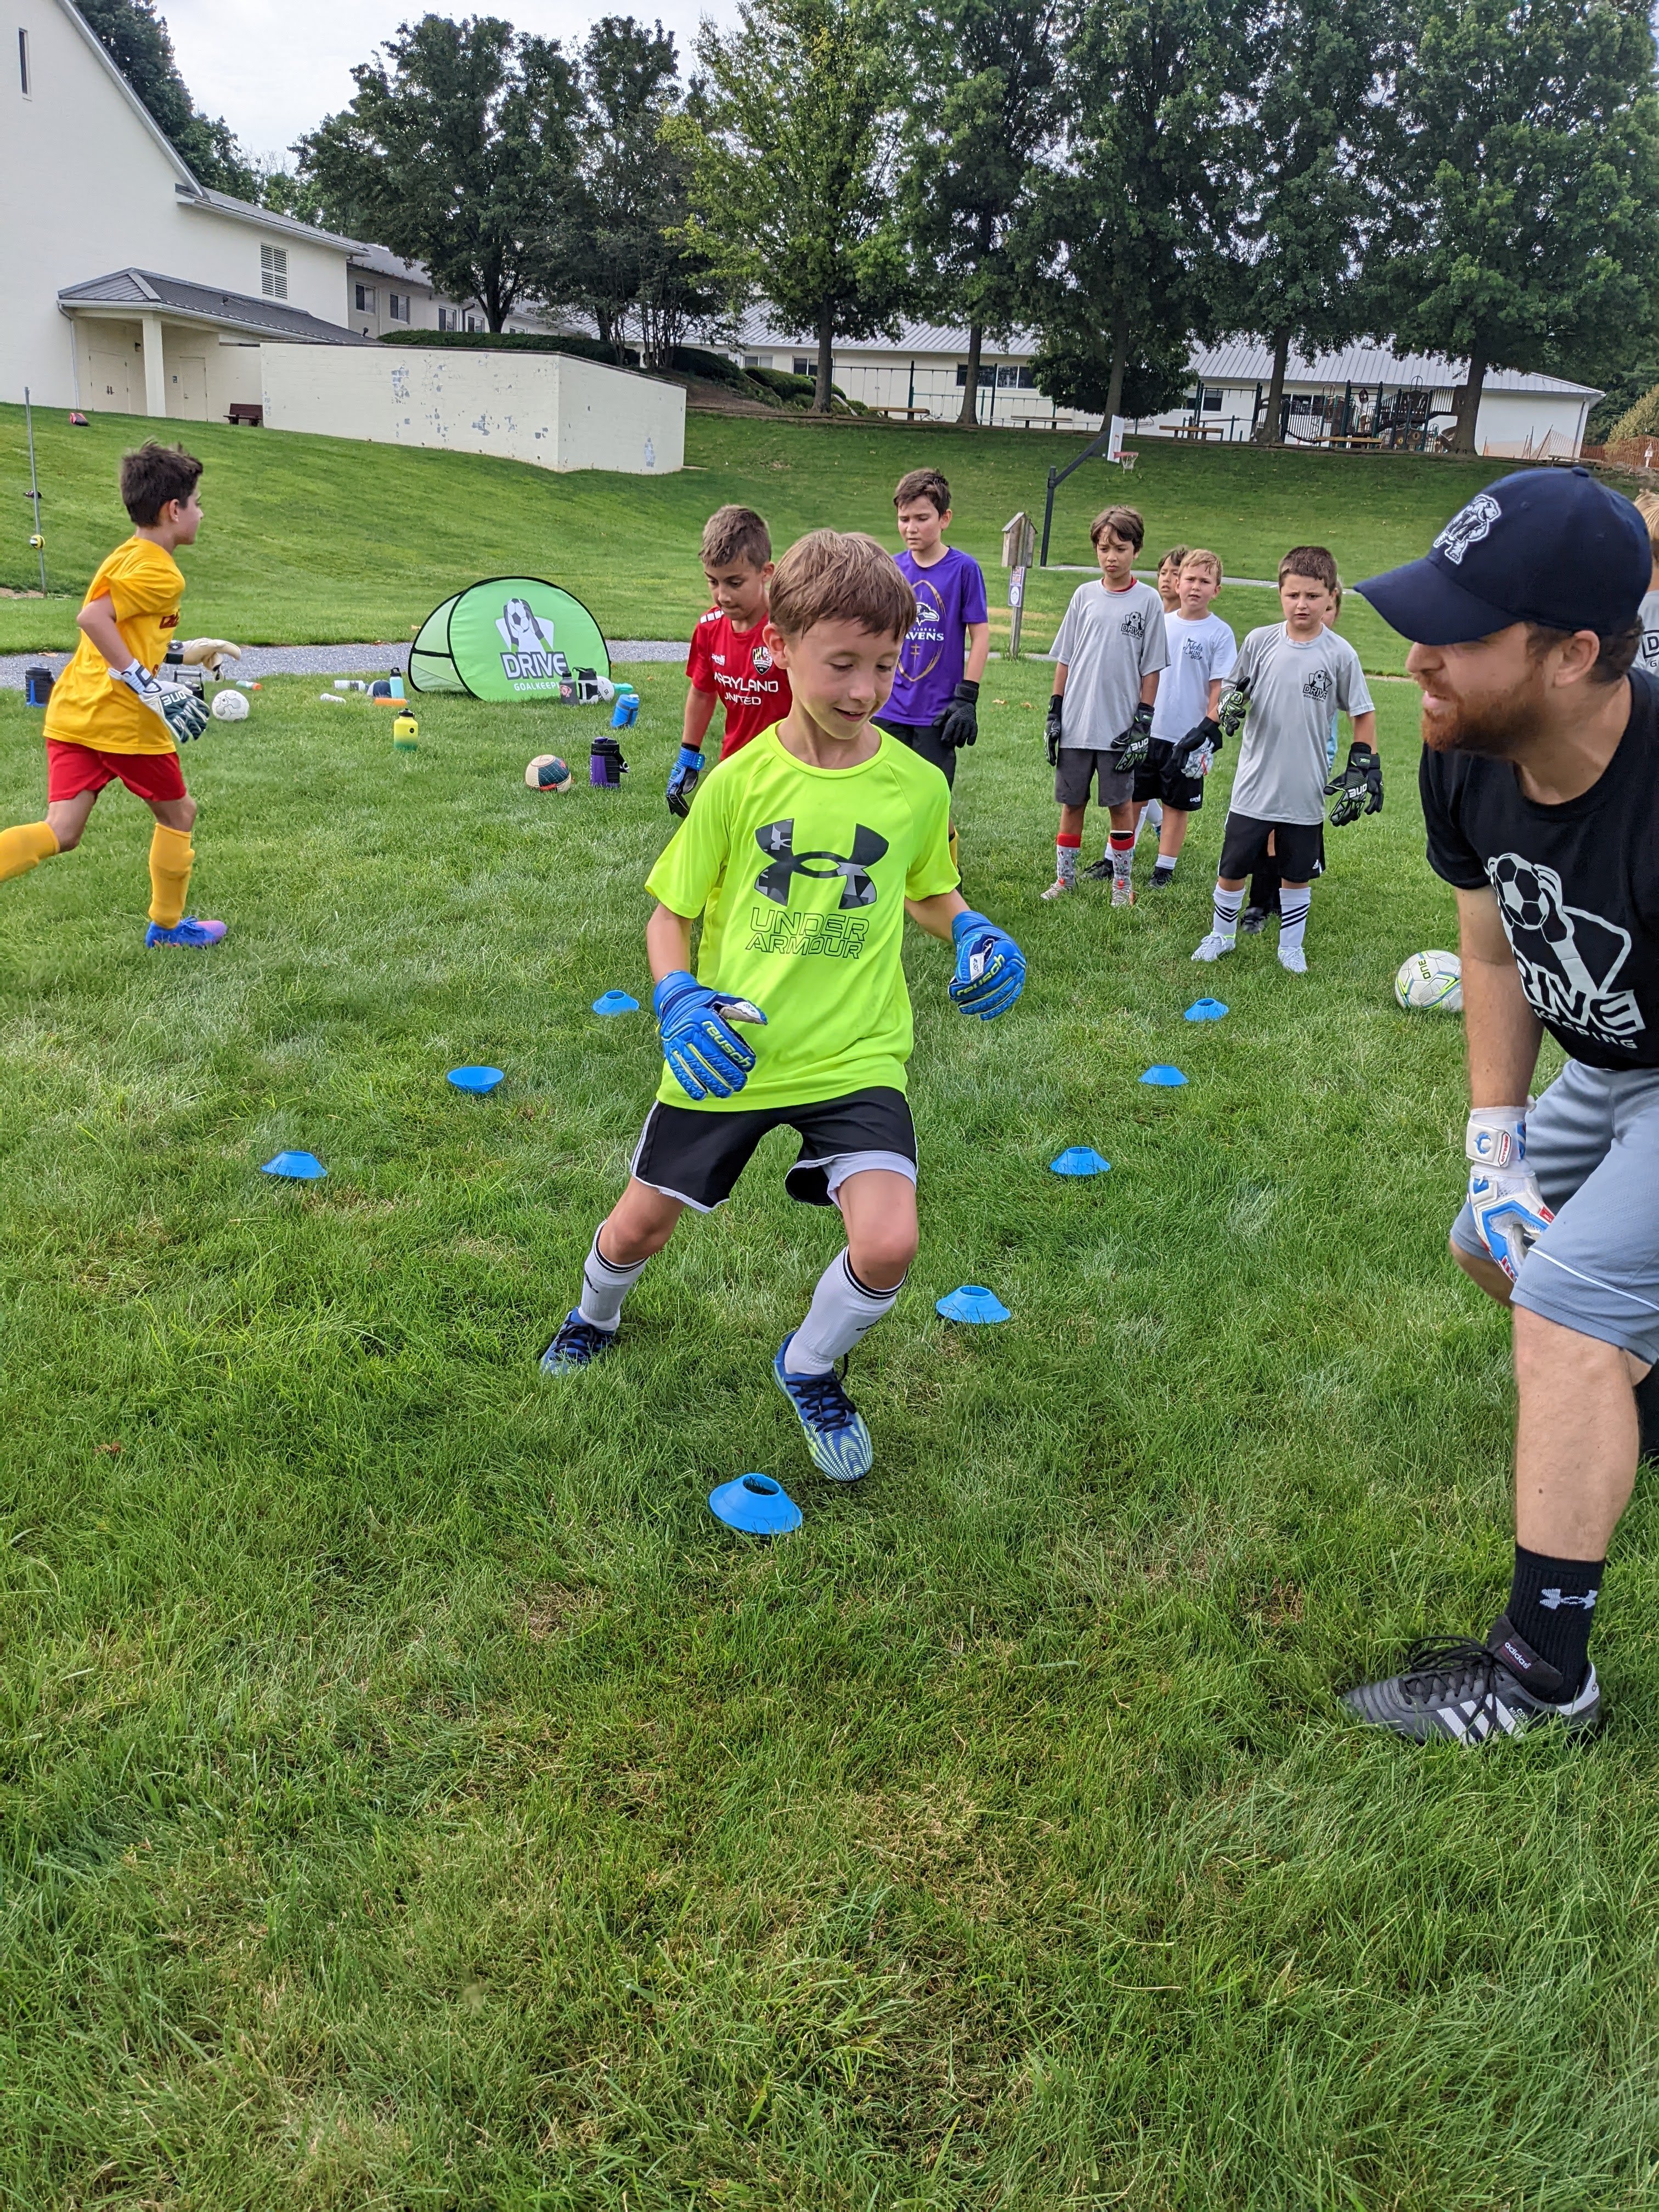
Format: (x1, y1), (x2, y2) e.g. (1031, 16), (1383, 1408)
(1045, 696), (1064, 766)
(1107, 699), (1155, 774)
(1171, 715), (1222, 774)
(1325, 743), (1383, 826)
(939, 679), (979, 749)
(1217, 679), (1251, 742)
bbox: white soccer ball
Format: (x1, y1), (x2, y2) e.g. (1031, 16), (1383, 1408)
(211, 688), (249, 722)
(1395, 949), (1463, 1012)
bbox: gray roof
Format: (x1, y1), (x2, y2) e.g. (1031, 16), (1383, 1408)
(1189, 340), (1600, 399)
(732, 309), (1037, 356)
(182, 185), (364, 253)
(348, 242), (438, 287)
(58, 269), (376, 346)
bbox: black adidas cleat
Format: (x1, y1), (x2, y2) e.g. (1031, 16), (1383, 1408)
(1081, 855), (1114, 883)
(1239, 905), (1268, 935)
(1342, 1615), (1601, 1745)
(539, 1310), (617, 1375)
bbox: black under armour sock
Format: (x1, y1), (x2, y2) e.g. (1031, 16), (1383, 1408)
(1506, 1544), (1605, 1690)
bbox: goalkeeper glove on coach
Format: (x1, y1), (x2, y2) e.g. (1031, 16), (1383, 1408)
(1466, 1107), (1553, 1282)
(939, 680), (979, 749)
(114, 661), (210, 743)
(1327, 743), (1383, 826)
(1107, 701), (1154, 775)
(949, 910), (1026, 1020)
(665, 747), (706, 819)
(1045, 697), (1064, 766)
(653, 970), (766, 1101)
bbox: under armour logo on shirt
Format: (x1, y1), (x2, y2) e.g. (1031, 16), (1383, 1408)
(1538, 1587), (1598, 1610)
(754, 819), (889, 910)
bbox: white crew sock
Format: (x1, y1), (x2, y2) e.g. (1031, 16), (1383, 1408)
(784, 1250), (902, 1375)
(1211, 884), (1246, 943)
(1278, 885), (1312, 952)
(577, 1227), (648, 1331)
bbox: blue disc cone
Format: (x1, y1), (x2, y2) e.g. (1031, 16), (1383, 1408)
(1140, 1064), (1188, 1086)
(936, 1284), (1011, 1323)
(1051, 1147), (1111, 1177)
(593, 990), (639, 1015)
(448, 1065), (504, 1093)
(261, 1149), (326, 1180)
(1184, 997), (1228, 1022)
(709, 1472), (803, 1535)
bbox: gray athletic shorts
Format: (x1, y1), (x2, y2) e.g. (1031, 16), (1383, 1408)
(1450, 1060), (1659, 1363)
(1054, 747), (1134, 809)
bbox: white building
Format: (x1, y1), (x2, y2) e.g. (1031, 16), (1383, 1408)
(728, 313), (1095, 428)
(343, 244), (545, 343)
(7, 0), (369, 419)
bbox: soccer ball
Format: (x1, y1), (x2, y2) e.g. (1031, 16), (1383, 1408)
(1491, 851), (1553, 935)
(526, 753), (572, 792)
(211, 689), (249, 722)
(1394, 950), (1463, 1012)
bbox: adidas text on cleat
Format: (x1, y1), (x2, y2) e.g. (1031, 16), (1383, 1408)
(146, 915), (227, 949)
(1342, 1615), (1601, 1745)
(1278, 944), (1308, 974)
(539, 1309), (617, 1375)
(773, 1336), (873, 1482)
(1111, 881), (1136, 909)
(1191, 932), (1235, 962)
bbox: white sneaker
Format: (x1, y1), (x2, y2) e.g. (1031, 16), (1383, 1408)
(1111, 879), (1136, 909)
(1041, 877), (1071, 900)
(1191, 932), (1235, 962)
(1278, 943), (1308, 974)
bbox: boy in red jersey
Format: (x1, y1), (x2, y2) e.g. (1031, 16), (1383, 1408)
(666, 505), (793, 815)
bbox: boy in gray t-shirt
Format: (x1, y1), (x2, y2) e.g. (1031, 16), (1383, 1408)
(1043, 504), (1167, 906)
(1192, 546), (1378, 975)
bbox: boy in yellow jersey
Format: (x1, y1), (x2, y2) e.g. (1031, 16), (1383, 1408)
(0, 441), (241, 947)
(538, 530), (1028, 1485)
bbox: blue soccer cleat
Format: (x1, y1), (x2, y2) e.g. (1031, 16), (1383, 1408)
(539, 1310), (617, 1375)
(145, 915), (227, 949)
(772, 1336), (872, 1482)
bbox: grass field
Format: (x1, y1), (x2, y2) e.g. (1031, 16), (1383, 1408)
(6, 670), (1659, 2209)
(0, 403), (1526, 676)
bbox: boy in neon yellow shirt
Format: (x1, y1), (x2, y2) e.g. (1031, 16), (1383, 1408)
(0, 441), (240, 947)
(540, 529), (1028, 1484)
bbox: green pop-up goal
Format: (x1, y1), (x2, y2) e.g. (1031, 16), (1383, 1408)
(409, 577), (611, 702)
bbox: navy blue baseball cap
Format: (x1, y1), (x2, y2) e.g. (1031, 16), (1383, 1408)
(1356, 467), (1651, 646)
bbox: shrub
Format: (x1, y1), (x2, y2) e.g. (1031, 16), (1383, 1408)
(1609, 383), (1659, 443)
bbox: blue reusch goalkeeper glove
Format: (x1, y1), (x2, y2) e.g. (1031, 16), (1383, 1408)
(949, 910), (1026, 1020)
(653, 970), (766, 1099)
(665, 746), (706, 819)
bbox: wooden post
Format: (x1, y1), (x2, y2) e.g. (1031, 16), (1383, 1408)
(1002, 509), (1036, 658)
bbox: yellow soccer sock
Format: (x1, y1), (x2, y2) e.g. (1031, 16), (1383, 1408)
(148, 824), (195, 928)
(0, 821), (59, 883)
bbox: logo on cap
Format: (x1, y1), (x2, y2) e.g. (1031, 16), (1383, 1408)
(1435, 493), (1503, 568)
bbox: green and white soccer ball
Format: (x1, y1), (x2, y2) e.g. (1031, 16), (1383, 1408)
(211, 688), (249, 722)
(1395, 949), (1463, 1012)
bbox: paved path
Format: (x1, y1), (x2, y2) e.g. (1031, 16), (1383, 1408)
(0, 637), (691, 690)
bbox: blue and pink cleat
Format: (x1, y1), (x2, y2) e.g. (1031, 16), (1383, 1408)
(145, 916), (227, 949)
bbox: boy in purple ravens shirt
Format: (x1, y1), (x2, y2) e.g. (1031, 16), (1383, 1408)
(874, 468), (990, 810)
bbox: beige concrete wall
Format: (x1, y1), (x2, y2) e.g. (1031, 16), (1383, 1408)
(258, 345), (685, 474)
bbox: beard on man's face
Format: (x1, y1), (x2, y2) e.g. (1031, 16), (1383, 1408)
(1419, 668), (1545, 758)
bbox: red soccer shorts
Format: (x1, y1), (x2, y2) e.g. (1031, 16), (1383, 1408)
(46, 739), (187, 805)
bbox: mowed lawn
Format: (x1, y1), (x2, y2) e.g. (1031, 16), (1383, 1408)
(5, 670), (1659, 2210)
(0, 402), (1530, 676)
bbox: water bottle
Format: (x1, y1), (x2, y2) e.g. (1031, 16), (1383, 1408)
(590, 733), (628, 788)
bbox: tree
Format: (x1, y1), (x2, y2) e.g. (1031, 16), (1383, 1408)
(1028, 0), (1242, 429)
(296, 15), (581, 332)
(1232, 0), (1392, 444)
(78, 0), (261, 197)
(1028, 325), (1191, 419)
(676, 0), (908, 411)
(897, 0), (1059, 426)
(1387, 0), (1659, 452)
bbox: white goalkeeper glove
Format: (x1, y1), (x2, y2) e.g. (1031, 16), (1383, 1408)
(179, 637), (242, 675)
(1466, 1106), (1553, 1282)
(114, 659), (210, 743)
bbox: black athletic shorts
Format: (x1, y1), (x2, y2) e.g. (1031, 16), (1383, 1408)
(874, 715), (956, 789)
(1218, 810), (1323, 883)
(630, 1085), (917, 1212)
(1132, 737), (1205, 812)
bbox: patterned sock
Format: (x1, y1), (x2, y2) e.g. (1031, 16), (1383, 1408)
(1506, 1544), (1604, 1690)
(1278, 885), (1312, 952)
(1055, 833), (1080, 888)
(0, 821), (58, 883)
(1109, 832), (1135, 888)
(577, 1228), (648, 1330)
(785, 1251), (902, 1375)
(1211, 884), (1245, 942)
(147, 823), (194, 928)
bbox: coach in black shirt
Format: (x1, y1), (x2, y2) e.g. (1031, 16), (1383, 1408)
(1346, 467), (1656, 1744)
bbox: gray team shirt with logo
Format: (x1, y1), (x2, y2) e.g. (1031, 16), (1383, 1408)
(1227, 623), (1374, 825)
(1152, 611), (1237, 740)
(1052, 579), (1167, 750)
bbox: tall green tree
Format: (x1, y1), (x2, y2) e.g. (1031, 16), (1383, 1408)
(675, 0), (907, 411)
(1233, 0), (1392, 444)
(897, 0), (1060, 426)
(296, 15), (580, 331)
(78, 0), (261, 197)
(1029, 0), (1241, 429)
(1387, 0), (1659, 451)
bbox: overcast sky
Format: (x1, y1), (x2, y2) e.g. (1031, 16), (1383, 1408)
(160, 0), (741, 168)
